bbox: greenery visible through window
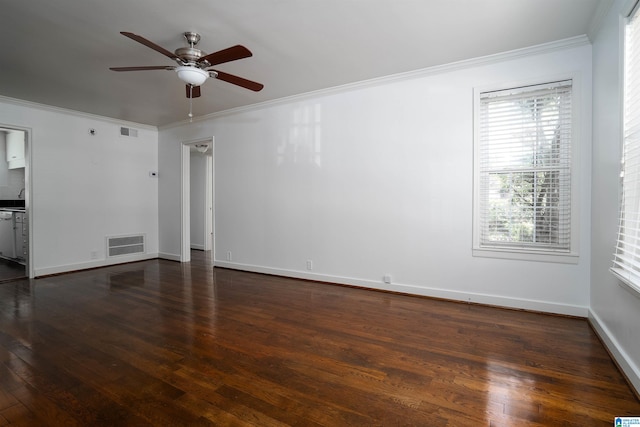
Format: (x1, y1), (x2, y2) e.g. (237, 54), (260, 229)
(476, 81), (573, 253)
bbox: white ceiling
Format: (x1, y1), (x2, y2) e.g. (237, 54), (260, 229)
(0, 0), (610, 127)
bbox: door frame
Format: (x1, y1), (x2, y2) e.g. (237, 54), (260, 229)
(180, 136), (214, 263)
(204, 155), (213, 251)
(0, 123), (32, 278)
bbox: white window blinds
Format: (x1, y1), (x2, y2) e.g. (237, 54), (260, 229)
(477, 81), (573, 252)
(612, 6), (640, 291)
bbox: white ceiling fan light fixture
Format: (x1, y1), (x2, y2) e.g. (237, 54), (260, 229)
(176, 66), (209, 86)
(110, 31), (264, 121)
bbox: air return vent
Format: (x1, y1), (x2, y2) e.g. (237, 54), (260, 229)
(107, 234), (145, 257)
(119, 126), (138, 138)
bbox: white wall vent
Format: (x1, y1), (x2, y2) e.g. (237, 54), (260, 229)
(120, 127), (138, 138)
(107, 234), (145, 257)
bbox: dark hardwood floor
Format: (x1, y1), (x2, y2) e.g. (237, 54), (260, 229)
(0, 258), (26, 283)
(1, 251), (639, 426)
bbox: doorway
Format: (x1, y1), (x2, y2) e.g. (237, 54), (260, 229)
(0, 125), (31, 281)
(180, 138), (214, 263)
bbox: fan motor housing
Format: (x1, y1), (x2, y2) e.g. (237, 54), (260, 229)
(175, 47), (204, 63)
(110, 31), (263, 93)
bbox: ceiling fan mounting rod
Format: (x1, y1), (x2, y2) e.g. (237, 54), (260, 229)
(175, 32), (204, 64)
(110, 31), (264, 98)
(183, 32), (201, 48)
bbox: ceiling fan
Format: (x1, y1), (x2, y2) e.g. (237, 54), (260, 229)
(110, 31), (264, 99)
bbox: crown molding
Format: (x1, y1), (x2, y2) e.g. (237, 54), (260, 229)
(0, 95), (158, 131)
(161, 35), (591, 131)
(587, 0), (615, 40)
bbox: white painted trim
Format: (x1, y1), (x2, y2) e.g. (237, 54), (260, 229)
(472, 248), (579, 264)
(180, 143), (190, 262)
(623, 0), (640, 18)
(191, 244), (205, 251)
(587, 0), (615, 40)
(0, 95), (157, 131)
(34, 253), (159, 277)
(24, 128), (32, 279)
(0, 123), (33, 278)
(23, 128), (36, 279)
(213, 261), (589, 317)
(159, 252), (181, 261)
(205, 154), (213, 253)
(589, 310), (640, 395)
(160, 36), (591, 130)
(472, 73), (582, 264)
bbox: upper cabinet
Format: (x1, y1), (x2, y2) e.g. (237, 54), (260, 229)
(6, 131), (25, 169)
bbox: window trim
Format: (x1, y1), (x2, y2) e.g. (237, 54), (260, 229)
(610, 1), (640, 295)
(472, 75), (580, 264)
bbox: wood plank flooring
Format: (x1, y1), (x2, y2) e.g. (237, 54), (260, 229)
(0, 258), (26, 283)
(1, 251), (639, 426)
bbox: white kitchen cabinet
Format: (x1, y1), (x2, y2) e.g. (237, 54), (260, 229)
(6, 131), (25, 169)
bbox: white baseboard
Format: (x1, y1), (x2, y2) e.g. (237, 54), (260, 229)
(159, 252), (181, 261)
(34, 252), (159, 277)
(190, 244), (205, 251)
(212, 261), (588, 317)
(589, 310), (640, 396)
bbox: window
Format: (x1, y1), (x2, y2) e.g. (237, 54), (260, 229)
(612, 4), (640, 292)
(474, 80), (576, 262)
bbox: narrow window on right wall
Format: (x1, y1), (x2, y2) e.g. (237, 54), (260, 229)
(473, 80), (577, 263)
(611, 3), (640, 294)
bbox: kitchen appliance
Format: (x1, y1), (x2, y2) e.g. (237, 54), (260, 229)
(0, 211), (14, 259)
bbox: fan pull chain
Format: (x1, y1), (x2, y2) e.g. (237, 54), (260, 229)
(188, 85), (194, 122)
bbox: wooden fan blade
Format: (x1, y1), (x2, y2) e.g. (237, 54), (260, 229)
(110, 66), (175, 71)
(186, 85), (201, 98)
(120, 32), (179, 61)
(212, 70), (264, 92)
(198, 45), (252, 66)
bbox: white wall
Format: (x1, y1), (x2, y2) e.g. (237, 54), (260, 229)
(0, 98), (159, 276)
(159, 40), (593, 316)
(190, 150), (207, 250)
(590, 0), (640, 394)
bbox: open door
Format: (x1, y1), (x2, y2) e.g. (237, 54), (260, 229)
(180, 137), (214, 263)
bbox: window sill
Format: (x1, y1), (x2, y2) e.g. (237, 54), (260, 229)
(473, 247), (579, 264)
(610, 268), (640, 299)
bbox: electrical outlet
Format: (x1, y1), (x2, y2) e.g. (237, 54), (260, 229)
(226, 251), (232, 261)
(90, 250), (98, 260)
(306, 260), (313, 271)
(383, 274), (392, 284)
